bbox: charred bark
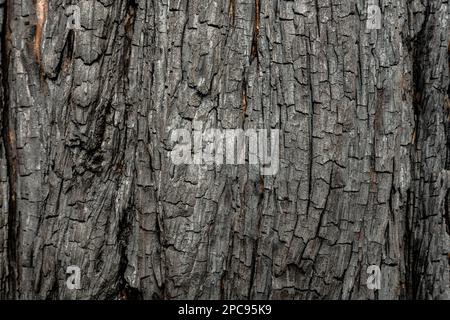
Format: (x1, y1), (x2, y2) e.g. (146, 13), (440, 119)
(0, 0), (448, 299)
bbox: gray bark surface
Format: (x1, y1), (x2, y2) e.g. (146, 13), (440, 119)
(0, 0), (449, 299)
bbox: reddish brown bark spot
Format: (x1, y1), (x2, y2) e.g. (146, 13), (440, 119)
(34, 0), (48, 64)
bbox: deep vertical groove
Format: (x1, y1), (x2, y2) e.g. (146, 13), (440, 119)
(228, 0), (236, 26)
(306, 33), (314, 219)
(247, 177), (265, 299)
(1, 0), (18, 299)
(409, 1), (431, 300)
(250, 0), (260, 63)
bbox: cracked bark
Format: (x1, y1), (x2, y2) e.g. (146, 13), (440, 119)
(0, 0), (449, 300)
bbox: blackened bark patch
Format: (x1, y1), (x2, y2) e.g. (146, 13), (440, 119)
(122, 0), (137, 78)
(1, 0), (18, 298)
(250, 0), (260, 63)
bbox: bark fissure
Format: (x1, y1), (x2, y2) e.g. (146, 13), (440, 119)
(1, 0), (18, 298)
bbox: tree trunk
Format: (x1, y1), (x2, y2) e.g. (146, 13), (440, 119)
(0, 0), (448, 300)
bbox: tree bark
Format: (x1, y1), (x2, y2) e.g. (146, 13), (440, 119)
(0, 0), (448, 299)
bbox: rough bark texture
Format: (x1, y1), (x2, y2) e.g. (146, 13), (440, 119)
(0, 0), (448, 300)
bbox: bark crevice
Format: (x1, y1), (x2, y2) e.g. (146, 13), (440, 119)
(1, 0), (18, 299)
